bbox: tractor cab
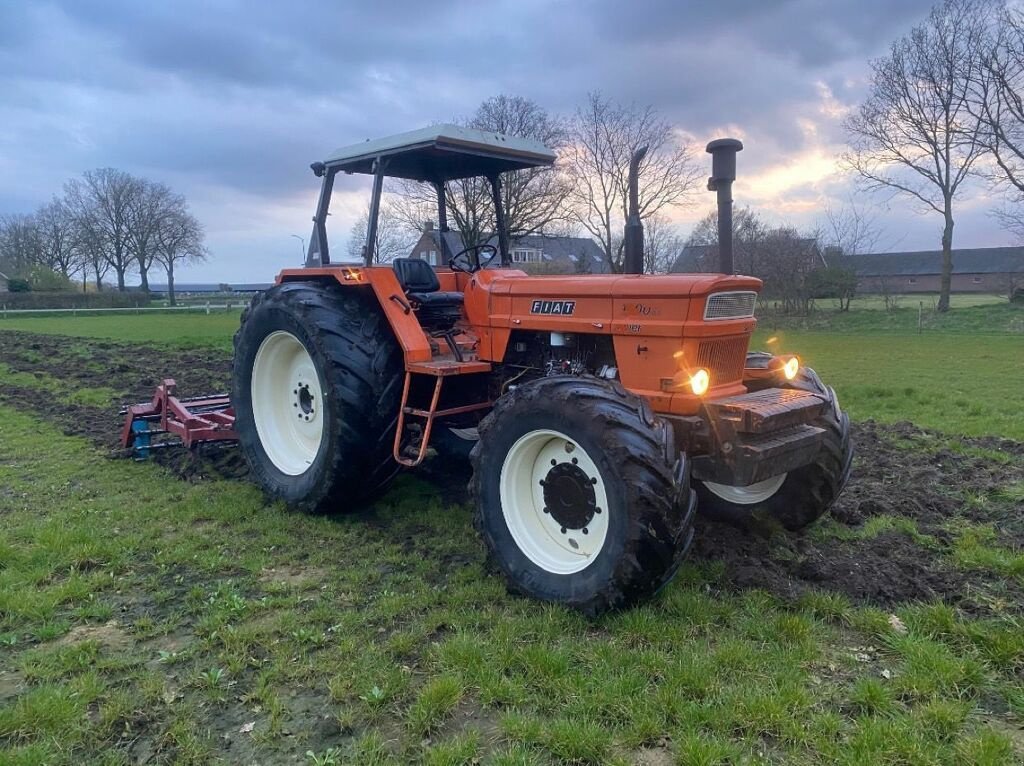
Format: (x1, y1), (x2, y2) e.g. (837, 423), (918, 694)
(304, 124), (557, 270)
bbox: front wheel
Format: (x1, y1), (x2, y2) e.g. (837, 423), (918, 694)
(696, 366), (853, 532)
(470, 377), (696, 616)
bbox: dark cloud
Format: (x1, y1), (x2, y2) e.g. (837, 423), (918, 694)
(0, 0), (1010, 281)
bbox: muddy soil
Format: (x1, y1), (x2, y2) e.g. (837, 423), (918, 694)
(2, 329), (1022, 612)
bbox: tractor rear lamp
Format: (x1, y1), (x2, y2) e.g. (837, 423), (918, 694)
(782, 356), (800, 381)
(690, 368), (711, 396)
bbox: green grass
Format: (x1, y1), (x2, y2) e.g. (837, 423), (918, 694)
(0, 310), (243, 351)
(754, 330), (1024, 438)
(0, 405), (1021, 764)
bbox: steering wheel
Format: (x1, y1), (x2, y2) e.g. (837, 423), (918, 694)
(449, 243), (498, 274)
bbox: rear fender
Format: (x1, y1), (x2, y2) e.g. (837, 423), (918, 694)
(276, 266), (432, 363)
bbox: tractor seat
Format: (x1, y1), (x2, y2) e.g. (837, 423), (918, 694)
(392, 258), (463, 329)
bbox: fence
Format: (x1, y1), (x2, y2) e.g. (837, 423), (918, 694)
(1, 302), (242, 318)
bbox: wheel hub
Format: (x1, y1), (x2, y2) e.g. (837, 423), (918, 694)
(295, 382), (315, 419)
(251, 331), (325, 476)
(542, 462), (597, 532)
(498, 429), (610, 575)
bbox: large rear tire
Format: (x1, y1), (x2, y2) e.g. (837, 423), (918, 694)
(696, 365), (853, 532)
(232, 282), (404, 513)
(470, 377), (696, 616)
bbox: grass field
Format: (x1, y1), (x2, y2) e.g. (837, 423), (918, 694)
(1, 302), (1023, 764)
(0, 310), (243, 352)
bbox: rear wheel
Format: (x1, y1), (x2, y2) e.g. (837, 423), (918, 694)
(696, 366), (853, 532)
(470, 376), (696, 615)
(232, 282), (404, 513)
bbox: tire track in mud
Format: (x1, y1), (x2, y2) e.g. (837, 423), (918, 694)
(1, 329), (1022, 612)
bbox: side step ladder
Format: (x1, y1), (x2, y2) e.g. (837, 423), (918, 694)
(393, 361), (492, 467)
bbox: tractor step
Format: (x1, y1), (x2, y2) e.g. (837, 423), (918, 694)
(121, 379), (237, 457)
(406, 359), (491, 376)
(392, 369), (491, 467)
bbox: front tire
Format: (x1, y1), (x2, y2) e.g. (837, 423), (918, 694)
(696, 366), (853, 532)
(470, 377), (696, 616)
(232, 282), (403, 513)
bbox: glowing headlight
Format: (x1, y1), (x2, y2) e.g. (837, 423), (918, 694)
(783, 356), (800, 380)
(690, 368), (710, 396)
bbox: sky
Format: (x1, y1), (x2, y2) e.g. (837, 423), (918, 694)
(0, 0), (1016, 283)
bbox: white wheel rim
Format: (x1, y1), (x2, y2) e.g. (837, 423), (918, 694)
(251, 331), (325, 476)
(703, 473), (787, 505)
(499, 429), (610, 575)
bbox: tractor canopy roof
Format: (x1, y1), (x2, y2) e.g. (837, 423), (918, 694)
(323, 124), (556, 182)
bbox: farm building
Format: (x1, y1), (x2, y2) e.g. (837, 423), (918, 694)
(408, 223), (609, 273)
(842, 247), (1024, 294)
(0, 270), (8, 292)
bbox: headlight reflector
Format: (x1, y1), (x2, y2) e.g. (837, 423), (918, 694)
(690, 368), (710, 396)
(782, 356), (800, 380)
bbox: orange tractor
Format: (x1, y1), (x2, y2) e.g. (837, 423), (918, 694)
(225, 126), (852, 614)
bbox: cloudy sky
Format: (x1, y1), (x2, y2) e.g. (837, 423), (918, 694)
(0, 0), (1014, 282)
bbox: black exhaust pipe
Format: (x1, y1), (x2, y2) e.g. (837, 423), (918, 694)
(706, 138), (743, 274)
(622, 145), (649, 275)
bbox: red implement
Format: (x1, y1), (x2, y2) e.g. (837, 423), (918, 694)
(120, 378), (237, 450)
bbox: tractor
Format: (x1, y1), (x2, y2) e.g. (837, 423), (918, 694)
(228, 125), (853, 615)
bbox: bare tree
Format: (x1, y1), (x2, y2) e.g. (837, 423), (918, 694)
(64, 169), (141, 291)
(565, 92), (701, 272)
(346, 201), (410, 263)
(392, 96), (569, 250)
(965, 3), (1024, 240)
(155, 199), (206, 307)
(844, 0), (990, 312)
(73, 222), (111, 292)
(0, 213), (43, 277)
(34, 199), (81, 282)
(643, 214), (684, 274)
(818, 200), (883, 310)
(127, 180), (175, 292)
(684, 206), (766, 274)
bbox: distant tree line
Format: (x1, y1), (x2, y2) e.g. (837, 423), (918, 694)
(0, 169), (205, 305)
(683, 205), (872, 314)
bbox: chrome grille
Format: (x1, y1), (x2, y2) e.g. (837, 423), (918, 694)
(696, 337), (748, 383)
(704, 291), (757, 320)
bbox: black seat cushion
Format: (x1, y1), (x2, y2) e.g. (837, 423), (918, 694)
(409, 291), (464, 307)
(393, 257), (463, 311)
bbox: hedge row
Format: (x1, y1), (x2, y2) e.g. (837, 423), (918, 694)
(0, 291), (152, 309)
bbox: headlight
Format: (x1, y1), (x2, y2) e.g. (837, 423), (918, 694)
(782, 356), (800, 380)
(690, 368), (710, 396)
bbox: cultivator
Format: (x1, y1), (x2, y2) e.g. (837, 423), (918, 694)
(120, 379), (237, 457)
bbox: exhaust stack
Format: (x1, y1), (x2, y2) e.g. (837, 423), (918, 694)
(705, 138), (743, 274)
(622, 145), (649, 275)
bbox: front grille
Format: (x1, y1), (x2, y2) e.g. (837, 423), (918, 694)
(696, 337), (748, 383)
(704, 291), (757, 320)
